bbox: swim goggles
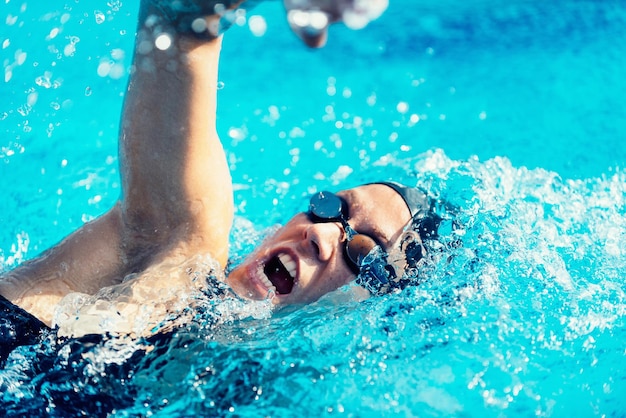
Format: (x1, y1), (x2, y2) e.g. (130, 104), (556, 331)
(307, 182), (436, 295)
(307, 190), (377, 275)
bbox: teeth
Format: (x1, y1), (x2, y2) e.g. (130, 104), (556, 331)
(257, 265), (276, 292)
(278, 253), (297, 279)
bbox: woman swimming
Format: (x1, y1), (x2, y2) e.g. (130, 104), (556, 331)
(0, 0), (439, 338)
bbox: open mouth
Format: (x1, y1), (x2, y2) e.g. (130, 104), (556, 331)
(259, 252), (297, 295)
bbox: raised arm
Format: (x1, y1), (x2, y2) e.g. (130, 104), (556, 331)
(0, 0), (389, 326)
(118, 3), (233, 266)
(0, 2), (234, 324)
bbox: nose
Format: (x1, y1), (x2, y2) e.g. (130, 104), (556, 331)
(301, 222), (343, 262)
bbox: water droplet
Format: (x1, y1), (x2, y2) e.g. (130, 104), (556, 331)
(48, 27), (59, 40)
(396, 101), (409, 114)
(248, 15), (267, 37)
(94, 10), (106, 24)
(111, 48), (125, 60)
(97, 61), (111, 77)
(107, 63), (125, 79)
(107, 0), (122, 12)
(228, 127), (246, 141)
(16, 50), (27, 65)
(17, 105), (30, 116)
(27, 92), (38, 106)
(154, 33), (172, 51)
(6, 14), (18, 26)
(217, 81), (225, 90)
(85, 86), (92, 96)
(191, 17), (207, 34)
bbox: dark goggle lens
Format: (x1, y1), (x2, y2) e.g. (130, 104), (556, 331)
(309, 191), (343, 220)
(308, 190), (378, 274)
(345, 234), (377, 268)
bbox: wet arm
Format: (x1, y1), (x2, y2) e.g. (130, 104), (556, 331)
(0, 4), (235, 324)
(118, 3), (234, 266)
(0, 206), (126, 325)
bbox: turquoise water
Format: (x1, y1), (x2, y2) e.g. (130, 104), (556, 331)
(2, 0), (626, 416)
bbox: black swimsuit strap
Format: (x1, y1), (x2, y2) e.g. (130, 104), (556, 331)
(0, 294), (49, 366)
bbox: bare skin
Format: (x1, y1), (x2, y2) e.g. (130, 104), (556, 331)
(0, 4), (232, 326)
(227, 184), (411, 304)
(0, 0), (397, 331)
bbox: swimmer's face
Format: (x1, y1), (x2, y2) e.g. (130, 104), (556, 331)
(227, 184), (412, 305)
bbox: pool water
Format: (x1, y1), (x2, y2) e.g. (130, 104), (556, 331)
(2, 0), (626, 416)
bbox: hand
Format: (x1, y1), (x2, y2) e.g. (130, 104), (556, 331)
(144, 0), (246, 39)
(283, 0), (389, 47)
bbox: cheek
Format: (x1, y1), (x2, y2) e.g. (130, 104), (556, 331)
(225, 266), (248, 296)
(257, 222), (301, 249)
(318, 269), (355, 295)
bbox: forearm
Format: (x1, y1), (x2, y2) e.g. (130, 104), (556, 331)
(0, 206), (126, 326)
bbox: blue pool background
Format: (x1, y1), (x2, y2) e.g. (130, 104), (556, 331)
(1, 0), (626, 416)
